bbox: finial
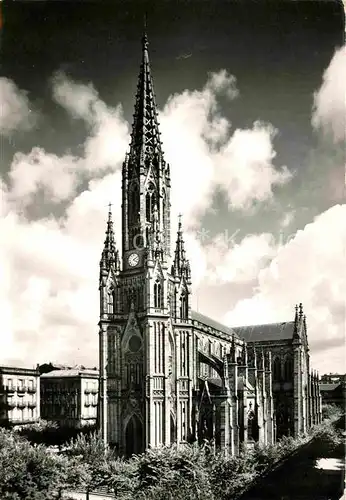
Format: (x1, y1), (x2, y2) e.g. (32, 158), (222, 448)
(299, 303), (303, 319)
(142, 13), (148, 50)
(178, 213), (182, 229)
(108, 202), (113, 217)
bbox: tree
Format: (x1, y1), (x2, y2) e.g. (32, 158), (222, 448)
(0, 429), (86, 500)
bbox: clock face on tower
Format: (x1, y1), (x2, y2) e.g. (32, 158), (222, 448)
(128, 252), (140, 268)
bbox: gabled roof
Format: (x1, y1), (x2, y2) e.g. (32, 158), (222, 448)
(232, 321), (295, 342)
(191, 310), (235, 337)
(319, 383), (342, 392)
(41, 368), (99, 378)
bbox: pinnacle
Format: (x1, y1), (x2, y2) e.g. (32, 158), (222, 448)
(171, 215), (191, 280)
(100, 205), (119, 272)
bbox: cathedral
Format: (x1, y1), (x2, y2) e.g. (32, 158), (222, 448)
(98, 32), (322, 457)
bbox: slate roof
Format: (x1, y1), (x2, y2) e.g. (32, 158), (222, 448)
(319, 383), (341, 392)
(41, 368), (99, 378)
(232, 321), (295, 342)
(191, 310), (235, 337)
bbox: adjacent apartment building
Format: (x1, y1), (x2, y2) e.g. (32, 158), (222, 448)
(0, 366), (40, 426)
(319, 373), (346, 408)
(40, 367), (99, 428)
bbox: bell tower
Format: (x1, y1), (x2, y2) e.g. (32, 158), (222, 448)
(122, 31), (171, 271)
(99, 30), (186, 455)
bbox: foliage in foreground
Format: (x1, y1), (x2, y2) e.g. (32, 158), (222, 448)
(0, 415), (344, 500)
(322, 403), (343, 421)
(0, 428), (88, 500)
(14, 419), (97, 447)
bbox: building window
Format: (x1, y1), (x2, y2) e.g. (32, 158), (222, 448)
(284, 356), (293, 381)
(146, 183), (157, 222)
(154, 281), (163, 308)
(108, 288), (114, 314)
(180, 292), (188, 319)
(129, 183), (140, 224)
(273, 357), (281, 381)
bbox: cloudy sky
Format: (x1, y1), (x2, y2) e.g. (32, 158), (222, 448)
(0, 1), (345, 373)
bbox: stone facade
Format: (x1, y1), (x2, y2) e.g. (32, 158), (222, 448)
(41, 368), (99, 428)
(98, 33), (321, 456)
(0, 366), (40, 427)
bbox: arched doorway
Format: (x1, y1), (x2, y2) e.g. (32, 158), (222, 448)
(125, 415), (143, 457)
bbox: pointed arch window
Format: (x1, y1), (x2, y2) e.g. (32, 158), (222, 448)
(129, 182), (140, 223)
(284, 356), (293, 381)
(273, 357), (281, 382)
(146, 183), (157, 223)
(154, 280), (163, 308)
(172, 289), (177, 318)
(180, 291), (188, 320)
(107, 287), (114, 314)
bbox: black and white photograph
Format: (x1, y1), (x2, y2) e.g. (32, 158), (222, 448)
(0, 0), (345, 499)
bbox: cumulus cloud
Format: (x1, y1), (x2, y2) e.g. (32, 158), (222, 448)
(8, 147), (82, 206)
(0, 78), (37, 136)
(5, 73), (129, 212)
(160, 72), (290, 230)
(206, 69), (239, 100)
(204, 232), (277, 285)
(312, 45), (346, 144)
(224, 204), (346, 373)
(52, 72), (129, 171)
(215, 122), (292, 210)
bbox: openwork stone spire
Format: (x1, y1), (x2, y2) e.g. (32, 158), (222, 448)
(171, 214), (191, 279)
(100, 204), (119, 272)
(129, 30), (163, 162)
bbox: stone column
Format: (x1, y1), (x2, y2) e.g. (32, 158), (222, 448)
(317, 373), (322, 423)
(164, 322), (170, 446)
(293, 343), (302, 436)
(308, 372), (312, 429)
(227, 351), (239, 455)
(248, 345), (261, 445)
(175, 330), (181, 446)
(237, 345), (248, 449)
(257, 351), (266, 446)
(265, 351), (274, 445)
(219, 398), (230, 456)
(99, 323), (108, 445)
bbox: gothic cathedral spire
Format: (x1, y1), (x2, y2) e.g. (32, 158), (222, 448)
(129, 29), (163, 162)
(122, 31), (171, 266)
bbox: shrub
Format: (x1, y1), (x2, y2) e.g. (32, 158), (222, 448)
(208, 452), (258, 500)
(0, 428), (84, 500)
(15, 419), (97, 447)
(131, 444), (213, 499)
(322, 403), (343, 421)
(66, 430), (115, 464)
(311, 419), (343, 450)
